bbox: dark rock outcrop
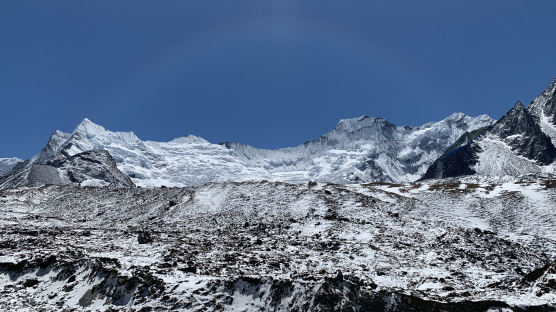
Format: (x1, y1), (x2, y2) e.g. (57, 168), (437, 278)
(421, 127), (488, 180)
(491, 101), (556, 165)
(0, 150), (133, 190)
(529, 79), (556, 126)
(49, 150), (134, 187)
(422, 86), (556, 180)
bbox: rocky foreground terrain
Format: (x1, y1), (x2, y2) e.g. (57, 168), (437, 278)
(0, 180), (555, 311)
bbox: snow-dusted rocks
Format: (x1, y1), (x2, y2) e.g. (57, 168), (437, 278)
(0, 180), (555, 310)
(0, 150), (134, 189)
(21, 114), (493, 188)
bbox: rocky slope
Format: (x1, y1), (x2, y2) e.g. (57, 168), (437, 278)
(15, 113), (492, 188)
(0, 180), (554, 311)
(423, 81), (556, 180)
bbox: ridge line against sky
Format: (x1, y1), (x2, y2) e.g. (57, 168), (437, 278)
(1, 0), (556, 158)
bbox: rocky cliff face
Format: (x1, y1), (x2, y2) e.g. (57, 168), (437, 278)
(421, 127), (490, 179)
(490, 101), (556, 165)
(0, 150), (133, 189)
(529, 79), (556, 144)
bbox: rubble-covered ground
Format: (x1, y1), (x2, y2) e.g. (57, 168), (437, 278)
(0, 180), (555, 311)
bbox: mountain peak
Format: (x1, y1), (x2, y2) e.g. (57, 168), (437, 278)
(529, 79), (556, 130)
(169, 135), (209, 144)
(420, 113), (494, 132)
(490, 100), (556, 165)
(73, 118), (107, 136)
(444, 112), (466, 121)
(71, 118), (140, 146)
(491, 101), (532, 139)
(543, 78), (556, 96)
(513, 101), (525, 110)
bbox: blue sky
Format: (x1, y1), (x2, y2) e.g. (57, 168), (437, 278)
(2, 0), (556, 158)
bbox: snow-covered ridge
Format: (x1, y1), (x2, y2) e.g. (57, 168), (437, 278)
(34, 113), (494, 187)
(0, 157), (22, 177)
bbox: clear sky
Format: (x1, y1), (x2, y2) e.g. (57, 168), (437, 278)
(2, 0), (556, 158)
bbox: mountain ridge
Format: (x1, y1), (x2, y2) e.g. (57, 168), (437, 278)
(1, 112), (493, 188)
(422, 80), (556, 180)
(0, 157), (22, 177)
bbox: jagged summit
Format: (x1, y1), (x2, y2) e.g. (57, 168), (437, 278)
(528, 79), (556, 145)
(491, 101), (529, 137)
(529, 78), (556, 115)
(73, 118), (106, 135)
(71, 118), (139, 145)
(490, 100), (556, 165)
(38, 130), (71, 161)
(423, 80), (556, 180)
(1, 118), (138, 190)
(540, 77), (556, 97)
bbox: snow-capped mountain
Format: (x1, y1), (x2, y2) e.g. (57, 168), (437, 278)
(0, 157), (22, 177)
(423, 80), (556, 180)
(10, 113), (493, 188)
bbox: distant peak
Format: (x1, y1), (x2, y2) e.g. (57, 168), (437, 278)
(357, 115), (370, 121)
(420, 113), (494, 131)
(0, 157), (22, 163)
(439, 112), (494, 124)
(491, 100), (535, 138)
(77, 117), (100, 128)
(169, 135), (209, 144)
(443, 112), (466, 121)
(74, 118), (107, 135)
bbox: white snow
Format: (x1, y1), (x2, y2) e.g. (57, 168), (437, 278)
(0, 157), (22, 176)
(474, 136), (556, 177)
(33, 114), (493, 187)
